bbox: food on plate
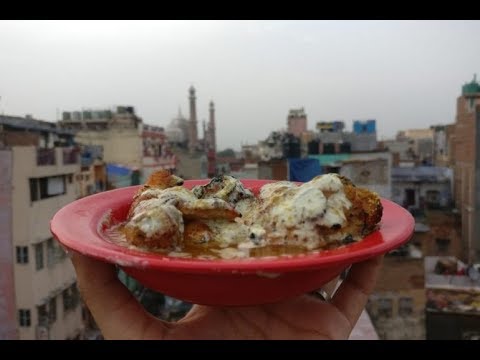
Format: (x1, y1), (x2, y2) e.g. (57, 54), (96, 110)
(117, 170), (383, 259)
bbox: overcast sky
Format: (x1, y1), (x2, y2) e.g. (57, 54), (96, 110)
(1, 20), (479, 150)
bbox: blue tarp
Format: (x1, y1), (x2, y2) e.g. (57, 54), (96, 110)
(107, 163), (133, 188)
(107, 164), (131, 176)
(288, 158), (322, 182)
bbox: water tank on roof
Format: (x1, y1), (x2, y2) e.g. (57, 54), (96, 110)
(353, 120), (376, 134)
(117, 106), (127, 114)
(62, 112), (71, 121)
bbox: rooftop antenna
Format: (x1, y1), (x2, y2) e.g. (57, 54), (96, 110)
(474, 73), (477, 82)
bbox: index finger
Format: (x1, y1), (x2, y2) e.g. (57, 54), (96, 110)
(71, 252), (166, 339)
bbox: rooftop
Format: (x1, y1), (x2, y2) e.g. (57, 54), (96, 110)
(392, 166), (452, 183)
(0, 115), (75, 136)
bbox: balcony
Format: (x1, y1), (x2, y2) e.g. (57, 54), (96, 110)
(37, 148), (56, 166)
(63, 147), (79, 165)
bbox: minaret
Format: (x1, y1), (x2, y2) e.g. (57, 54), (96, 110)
(202, 119), (207, 151)
(188, 86), (198, 153)
(208, 100), (216, 152)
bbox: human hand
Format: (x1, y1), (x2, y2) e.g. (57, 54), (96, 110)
(71, 253), (383, 340)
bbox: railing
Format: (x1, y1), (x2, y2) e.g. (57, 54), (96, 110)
(63, 147), (79, 165)
(37, 148), (56, 166)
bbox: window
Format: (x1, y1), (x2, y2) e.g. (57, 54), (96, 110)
(35, 243), (44, 270)
(30, 175), (66, 202)
(47, 238), (55, 267)
(37, 305), (48, 327)
(63, 283), (80, 312)
(398, 297), (414, 317)
(49, 298), (57, 323)
(426, 190), (441, 208)
(47, 238), (66, 267)
(377, 298), (393, 318)
(18, 309), (31, 327)
(16, 246), (29, 264)
(30, 178), (39, 202)
(68, 174), (73, 183)
(436, 238), (451, 253)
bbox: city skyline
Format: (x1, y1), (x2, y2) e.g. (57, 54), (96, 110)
(1, 20), (479, 150)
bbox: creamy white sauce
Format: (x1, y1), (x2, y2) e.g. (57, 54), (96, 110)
(122, 173), (356, 258)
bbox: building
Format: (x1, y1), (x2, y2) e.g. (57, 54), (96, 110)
(165, 109), (189, 147)
(391, 166), (453, 210)
(77, 145), (107, 198)
(0, 115), (84, 339)
(58, 106), (143, 169)
(396, 128), (434, 165)
(142, 124), (177, 181)
(451, 75), (480, 263)
(167, 87), (217, 179)
(287, 108), (307, 137)
(351, 120), (378, 152)
(431, 125), (451, 167)
(367, 254), (425, 340)
(425, 256), (480, 339)
(308, 151), (392, 199)
(339, 156), (391, 199)
(309, 120), (378, 154)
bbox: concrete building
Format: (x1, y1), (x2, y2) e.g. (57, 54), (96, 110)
(287, 108), (307, 137)
(391, 166), (453, 210)
(451, 75), (480, 263)
(142, 124), (177, 181)
(309, 120), (378, 154)
(339, 157), (391, 199)
(0, 115), (84, 339)
(431, 125), (451, 167)
(395, 128), (434, 165)
(367, 255), (426, 340)
(58, 106), (143, 169)
(308, 151), (392, 199)
(425, 256), (480, 339)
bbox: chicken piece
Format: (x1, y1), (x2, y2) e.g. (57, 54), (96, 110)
(192, 175), (256, 215)
(240, 173), (382, 250)
(128, 169), (184, 219)
(192, 175), (253, 202)
(124, 170), (240, 249)
(124, 199), (184, 250)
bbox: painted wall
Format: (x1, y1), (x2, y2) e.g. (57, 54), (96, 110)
(11, 146), (84, 339)
(0, 150), (18, 339)
(75, 128), (142, 168)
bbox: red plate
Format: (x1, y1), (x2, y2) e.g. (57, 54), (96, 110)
(50, 179), (414, 306)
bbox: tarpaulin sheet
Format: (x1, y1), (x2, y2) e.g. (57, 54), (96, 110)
(288, 158), (322, 182)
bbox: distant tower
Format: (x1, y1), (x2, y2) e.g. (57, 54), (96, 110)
(202, 119), (207, 151)
(188, 86), (198, 153)
(208, 100), (216, 152)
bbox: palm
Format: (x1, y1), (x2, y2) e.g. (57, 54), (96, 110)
(72, 254), (382, 340)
